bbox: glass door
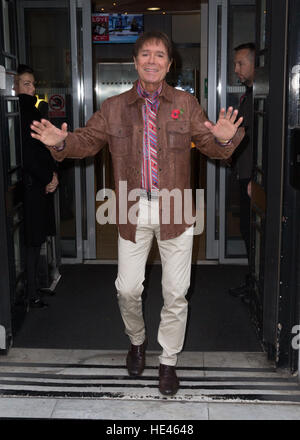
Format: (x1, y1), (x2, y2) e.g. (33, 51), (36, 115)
(17, 0), (94, 263)
(285, 0), (300, 375)
(261, 0), (298, 369)
(207, 0), (255, 263)
(0, 0), (25, 351)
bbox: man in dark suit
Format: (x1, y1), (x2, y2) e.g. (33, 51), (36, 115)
(229, 43), (255, 300)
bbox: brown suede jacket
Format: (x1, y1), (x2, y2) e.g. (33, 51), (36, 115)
(50, 80), (244, 242)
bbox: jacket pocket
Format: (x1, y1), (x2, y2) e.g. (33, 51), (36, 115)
(167, 120), (191, 152)
(107, 124), (133, 156)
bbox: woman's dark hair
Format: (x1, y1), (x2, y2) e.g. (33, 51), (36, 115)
(17, 64), (34, 75)
(133, 31), (173, 61)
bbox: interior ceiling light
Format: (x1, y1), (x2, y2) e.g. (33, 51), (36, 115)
(147, 7), (161, 11)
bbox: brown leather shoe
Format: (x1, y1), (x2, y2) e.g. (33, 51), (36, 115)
(126, 342), (146, 376)
(159, 364), (179, 396)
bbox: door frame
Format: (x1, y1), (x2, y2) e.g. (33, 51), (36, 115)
(0, 0), (24, 351)
(0, 91), (13, 350)
(268, 0), (300, 370)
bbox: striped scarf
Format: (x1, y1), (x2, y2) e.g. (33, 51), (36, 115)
(137, 80), (161, 193)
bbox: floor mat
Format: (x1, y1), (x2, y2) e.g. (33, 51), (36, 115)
(13, 264), (262, 351)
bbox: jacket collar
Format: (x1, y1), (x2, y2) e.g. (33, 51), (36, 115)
(127, 80), (173, 105)
(18, 93), (37, 106)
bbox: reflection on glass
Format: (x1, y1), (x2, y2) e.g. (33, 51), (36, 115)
(255, 212), (261, 228)
(6, 99), (18, 113)
(260, 0), (267, 50)
(13, 209), (21, 225)
(8, 117), (17, 168)
(13, 227), (22, 278)
(255, 225), (261, 280)
(58, 162), (76, 257)
(257, 118), (263, 169)
(224, 1), (256, 258)
(10, 170), (19, 185)
(95, 63), (137, 109)
(2, 1), (16, 70)
(257, 99), (265, 168)
(4, 73), (15, 96)
(25, 7), (76, 257)
(225, 167), (246, 257)
(259, 54), (265, 67)
(256, 171), (262, 186)
(2, 0), (11, 54)
(5, 57), (13, 70)
(168, 69), (196, 95)
(7, 101), (13, 112)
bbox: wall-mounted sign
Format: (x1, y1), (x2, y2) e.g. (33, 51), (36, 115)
(48, 94), (65, 118)
(92, 13), (144, 44)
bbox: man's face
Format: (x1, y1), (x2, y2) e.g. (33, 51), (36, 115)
(15, 72), (36, 96)
(134, 39), (172, 93)
(234, 48), (255, 86)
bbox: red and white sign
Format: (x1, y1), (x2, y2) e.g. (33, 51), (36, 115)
(92, 13), (109, 42)
(49, 94), (66, 118)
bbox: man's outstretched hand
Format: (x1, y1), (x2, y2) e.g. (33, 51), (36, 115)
(31, 119), (68, 148)
(204, 107), (243, 143)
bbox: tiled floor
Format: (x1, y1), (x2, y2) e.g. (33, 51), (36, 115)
(0, 348), (299, 420)
(1, 396), (300, 420)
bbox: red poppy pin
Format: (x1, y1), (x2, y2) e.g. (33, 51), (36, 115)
(171, 108), (184, 119)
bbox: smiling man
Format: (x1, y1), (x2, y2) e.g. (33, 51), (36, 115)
(133, 36), (172, 93)
(31, 31), (244, 396)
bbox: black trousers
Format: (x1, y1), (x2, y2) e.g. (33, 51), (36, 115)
(25, 245), (42, 301)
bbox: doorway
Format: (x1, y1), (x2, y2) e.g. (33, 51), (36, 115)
(6, 0), (295, 370)
(9, 0), (263, 355)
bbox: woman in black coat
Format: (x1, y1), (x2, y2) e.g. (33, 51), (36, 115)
(15, 65), (58, 309)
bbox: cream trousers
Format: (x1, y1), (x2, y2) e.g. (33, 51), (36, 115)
(115, 197), (194, 366)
